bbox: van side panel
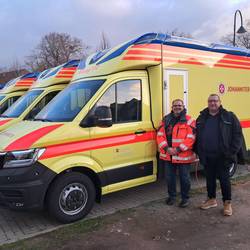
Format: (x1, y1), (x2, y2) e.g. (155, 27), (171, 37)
(162, 45), (250, 149)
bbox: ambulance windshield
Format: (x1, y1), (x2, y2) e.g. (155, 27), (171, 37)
(34, 79), (105, 122)
(2, 89), (43, 118)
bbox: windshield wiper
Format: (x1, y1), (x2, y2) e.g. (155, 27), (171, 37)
(33, 118), (53, 122)
(0, 115), (9, 118)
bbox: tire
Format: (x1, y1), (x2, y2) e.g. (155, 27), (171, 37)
(46, 172), (96, 223)
(229, 163), (237, 177)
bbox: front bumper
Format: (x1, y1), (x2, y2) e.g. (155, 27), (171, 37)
(0, 162), (56, 210)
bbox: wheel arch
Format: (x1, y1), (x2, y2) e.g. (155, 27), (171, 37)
(44, 166), (104, 208)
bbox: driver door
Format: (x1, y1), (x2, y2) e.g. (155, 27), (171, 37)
(88, 77), (156, 192)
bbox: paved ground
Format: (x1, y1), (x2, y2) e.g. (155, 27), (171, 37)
(0, 165), (249, 245)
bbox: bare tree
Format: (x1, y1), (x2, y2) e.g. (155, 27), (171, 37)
(25, 32), (89, 71)
(97, 32), (111, 51)
(166, 28), (193, 38)
(9, 59), (24, 77)
(221, 19), (250, 49)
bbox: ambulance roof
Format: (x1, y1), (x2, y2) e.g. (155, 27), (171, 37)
(73, 32), (250, 80)
(31, 59), (80, 88)
(0, 72), (40, 94)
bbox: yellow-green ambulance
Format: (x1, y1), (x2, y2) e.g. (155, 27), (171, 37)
(0, 60), (80, 132)
(0, 72), (39, 115)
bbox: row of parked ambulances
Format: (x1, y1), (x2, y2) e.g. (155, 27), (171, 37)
(0, 33), (249, 223)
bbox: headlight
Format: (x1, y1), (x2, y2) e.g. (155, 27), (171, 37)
(3, 148), (45, 168)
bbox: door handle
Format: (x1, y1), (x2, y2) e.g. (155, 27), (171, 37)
(135, 130), (146, 135)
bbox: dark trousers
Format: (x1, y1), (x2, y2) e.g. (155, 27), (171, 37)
(204, 156), (231, 201)
(164, 161), (191, 201)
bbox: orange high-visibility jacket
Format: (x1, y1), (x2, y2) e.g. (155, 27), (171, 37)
(157, 114), (196, 164)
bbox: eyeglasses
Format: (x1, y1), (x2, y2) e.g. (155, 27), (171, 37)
(208, 100), (219, 103)
(173, 105), (183, 107)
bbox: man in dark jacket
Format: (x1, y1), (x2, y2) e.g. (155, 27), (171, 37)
(196, 94), (244, 216)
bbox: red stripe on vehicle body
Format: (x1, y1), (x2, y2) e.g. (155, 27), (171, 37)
(57, 71), (75, 75)
(241, 120), (250, 128)
(17, 80), (34, 83)
(123, 56), (161, 61)
(132, 44), (161, 50)
(221, 54), (250, 63)
(124, 47), (250, 69)
(163, 57), (250, 70)
(0, 119), (12, 126)
(163, 57), (205, 65)
(164, 53), (250, 68)
(55, 75), (73, 78)
(214, 63), (250, 71)
(217, 59), (250, 67)
(61, 67), (77, 71)
(5, 124), (63, 151)
(163, 45), (250, 63)
(16, 82), (33, 85)
(39, 131), (156, 160)
(15, 83), (33, 86)
(126, 50), (161, 56)
(60, 68), (76, 71)
(57, 73), (75, 77)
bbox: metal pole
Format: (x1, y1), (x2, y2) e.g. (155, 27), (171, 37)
(233, 10), (244, 46)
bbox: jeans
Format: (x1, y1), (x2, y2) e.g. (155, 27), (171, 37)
(204, 156), (231, 201)
(164, 161), (191, 201)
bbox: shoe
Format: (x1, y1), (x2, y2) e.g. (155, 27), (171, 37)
(224, 200), (233, 216)
(200, 198), (218, 210)
(165, 197), (175, 205)
(179, 200), (189, 208)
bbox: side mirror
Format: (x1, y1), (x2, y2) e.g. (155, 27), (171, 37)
(79, 105), (112, 128)
(95, 106), (112, 127)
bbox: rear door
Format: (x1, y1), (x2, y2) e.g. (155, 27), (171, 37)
(163, 69), (188, 115)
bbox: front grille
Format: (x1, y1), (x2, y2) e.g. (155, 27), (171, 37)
(0, 190), (23, 198)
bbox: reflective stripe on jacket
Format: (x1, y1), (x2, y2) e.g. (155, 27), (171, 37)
(156, 114), (196, 163)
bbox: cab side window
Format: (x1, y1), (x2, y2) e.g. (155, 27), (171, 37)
(94, 79), (141, 123)
(116, 80), (141, 122)
(95, 84), (116, 122)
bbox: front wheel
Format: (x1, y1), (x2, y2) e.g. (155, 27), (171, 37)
(46, 172), (96, 223)
(229, 163), (237, 177)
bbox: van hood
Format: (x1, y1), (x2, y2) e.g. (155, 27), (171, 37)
(0, 117), (14, 127)
(0, 121), (64, 152)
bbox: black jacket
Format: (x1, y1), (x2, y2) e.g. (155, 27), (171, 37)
(195, 106), (246, 165)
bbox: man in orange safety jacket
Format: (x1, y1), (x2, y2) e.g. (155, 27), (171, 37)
(157, 99), (196, 207)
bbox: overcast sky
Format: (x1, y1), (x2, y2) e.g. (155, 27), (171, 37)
(1, 0), (250, 68)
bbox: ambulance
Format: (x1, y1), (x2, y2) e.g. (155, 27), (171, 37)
(0, 60), (80, 132)
(0, 33), (249, 223)
(0, 72), (39, 114)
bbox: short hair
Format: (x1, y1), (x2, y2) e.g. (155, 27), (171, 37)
(172, 99), (184, 105)
(208, 94), (221, 101)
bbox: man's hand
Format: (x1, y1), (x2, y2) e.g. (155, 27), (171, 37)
(167, 147), (178, 155)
